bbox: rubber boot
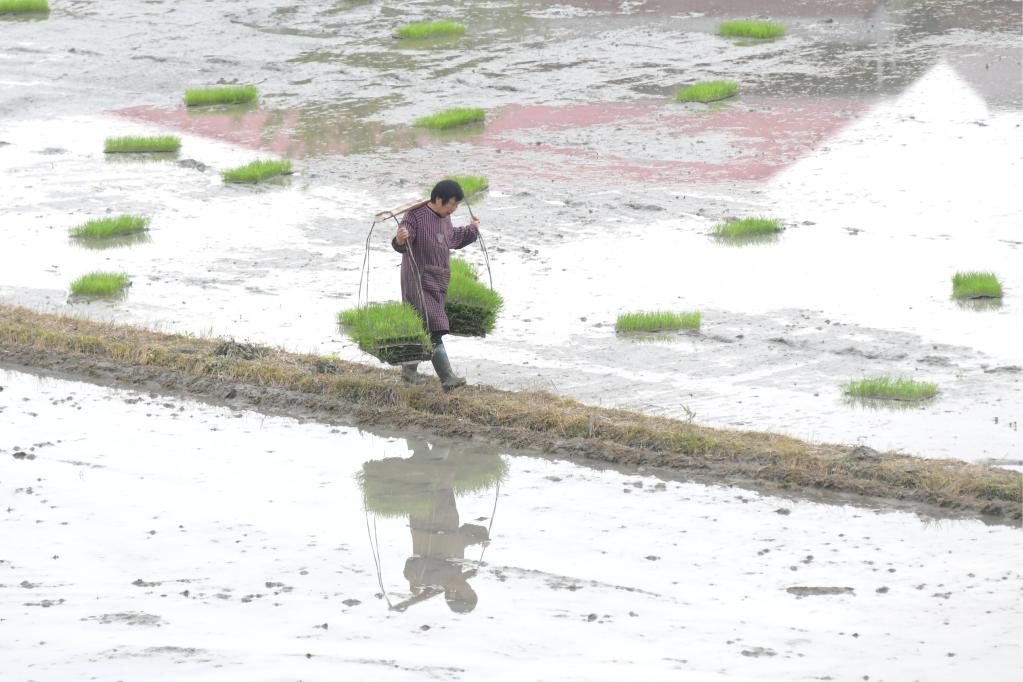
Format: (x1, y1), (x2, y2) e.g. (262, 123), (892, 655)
(400, 362), (427, 385)
(431, 343), (466, 391)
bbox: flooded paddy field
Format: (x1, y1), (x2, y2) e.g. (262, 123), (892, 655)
(1, 0), (1022, 676)
(2, 368), (1021, 680)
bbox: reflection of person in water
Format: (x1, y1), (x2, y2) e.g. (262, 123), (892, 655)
(402, 438), (489, 613)
(358, 436), (506, 613)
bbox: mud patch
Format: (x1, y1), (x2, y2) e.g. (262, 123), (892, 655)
(84, 612), (167, 627)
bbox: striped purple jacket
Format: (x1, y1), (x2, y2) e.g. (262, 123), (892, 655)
(391, 205), (478, 333)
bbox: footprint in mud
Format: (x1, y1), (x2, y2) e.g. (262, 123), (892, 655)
(84, 612), (167, 626)
(786, 586), (855, 598)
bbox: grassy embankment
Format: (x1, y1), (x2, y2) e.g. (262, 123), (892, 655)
(0, 305), (1018, 520)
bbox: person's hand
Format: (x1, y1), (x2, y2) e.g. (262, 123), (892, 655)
(470, 217), (481, 230)
(396, 226), (409, 245)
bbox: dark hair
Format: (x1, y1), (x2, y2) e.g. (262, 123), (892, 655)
(431, 179), (464, 204)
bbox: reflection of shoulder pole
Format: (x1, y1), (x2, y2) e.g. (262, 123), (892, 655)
(389, 569), (478, 612)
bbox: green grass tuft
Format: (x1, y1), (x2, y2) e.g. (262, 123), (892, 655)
(952, 271), (1002, 299)
(447, 258), (503, 336)
(396, 20), (465, 39)
(714, 217), (782, 238)
(184, 85), (258, 107)
(0, 0), (49, 13)
(70, 215), (150, 239)
(104, 136), (181, 153)
(616, 311), (701, 333)
(338, 302), (431, 362)
(69, 272), (130, 297)
(222, 159), (292, 183)
(844, 377), (938, 402)
(718, 20), (786, 39)
(676, 80), (739, 103)
(444, 174), (489, 198)
(414, 107), (485, 130)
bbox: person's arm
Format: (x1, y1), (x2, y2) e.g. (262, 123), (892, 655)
(450, 217), (481, 250)
(392, 214), (417, 253)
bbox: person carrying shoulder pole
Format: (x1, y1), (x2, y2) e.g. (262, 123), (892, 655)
(391, 180), (481, 390)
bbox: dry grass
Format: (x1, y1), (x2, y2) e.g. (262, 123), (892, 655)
(0, 304), (1018, 520)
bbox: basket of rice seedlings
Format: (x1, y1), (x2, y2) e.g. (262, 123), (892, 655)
(446, 257), (503, 337)
(357, 450), (508, 518)
(338, 301), (433, 364)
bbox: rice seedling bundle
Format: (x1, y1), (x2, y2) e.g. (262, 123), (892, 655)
(338, 301), (432, 364)
(615, 311), (701, 333)
(184, 85), (258, 107)
(357, 452), (508, 518)
(414, 108), (485, 130)
(70, 215), (149, 239)
(0, 0), (49, 13)
(713, 217), (782, 238)
(104, 136), (181, 153)
(396, 20), (465, 39)
(222, 159), (292, 183)
(676, 81), (739, 103)
(446, 174), (488, 198)
(717, 20), (786, 39)
(69, 272), (130, 297)
(446, 258), (503, 336)
(952, 271), (1002, 299)
(843, 377), (938, 402)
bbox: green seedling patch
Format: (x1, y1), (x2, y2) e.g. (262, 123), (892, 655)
(185, 85), (258, 107)
(396, 20), (465, 39)
(952, 271), (1002, 299)
(104, 136), (181, 153)
(676, 80), (739, 103)
(414, 108), (485, 130)
(843, 376), (938, 402)
(616, 311), (701, 333)
(69, 272), (130, 297)
(718, 20), (785, 39)
(222, 159), (293, 183)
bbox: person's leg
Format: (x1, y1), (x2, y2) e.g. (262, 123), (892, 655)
(430, 331), (466, 390)
(400, 361), (426, 384)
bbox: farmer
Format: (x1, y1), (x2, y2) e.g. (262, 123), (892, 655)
(392, 179), (480, 389)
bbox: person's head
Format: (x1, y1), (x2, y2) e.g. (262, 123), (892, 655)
(428, 180), (464, 217)
(444, 579), (478, 613)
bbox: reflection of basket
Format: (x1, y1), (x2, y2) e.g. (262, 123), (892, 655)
(357, 451), (508, 518)
(373, 338), (435, 365)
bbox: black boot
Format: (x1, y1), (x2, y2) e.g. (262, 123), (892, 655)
(431, 343), (466, 390)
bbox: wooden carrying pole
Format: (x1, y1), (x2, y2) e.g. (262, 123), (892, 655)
(374, 198), (429, 222)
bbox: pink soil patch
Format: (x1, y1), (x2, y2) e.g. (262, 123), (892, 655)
(471, 99), (871, 183)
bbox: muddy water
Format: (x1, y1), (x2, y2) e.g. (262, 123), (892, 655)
(2, 368), (1020, 680)
(1, 0), (1021, 463)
